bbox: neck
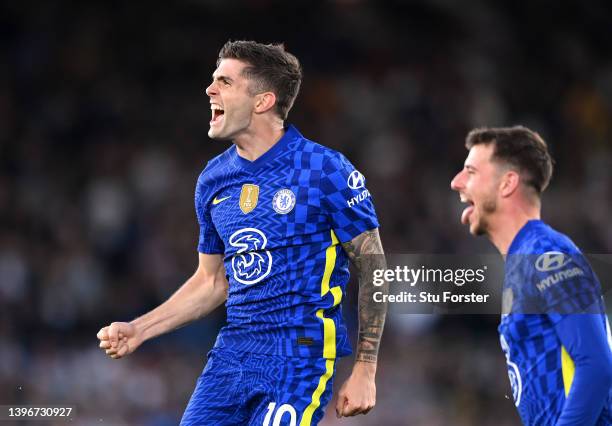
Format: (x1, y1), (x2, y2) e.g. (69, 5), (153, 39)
(487, 202), (541, 257)
(233, 119), (285, 161)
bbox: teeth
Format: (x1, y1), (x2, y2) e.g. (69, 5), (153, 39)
(210, 104), (224, 123)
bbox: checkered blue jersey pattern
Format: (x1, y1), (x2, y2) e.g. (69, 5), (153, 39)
(194, 125), (379, 358)
(499, 220), (612, 425)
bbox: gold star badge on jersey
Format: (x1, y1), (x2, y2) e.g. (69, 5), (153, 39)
(239, 184), (259, 214)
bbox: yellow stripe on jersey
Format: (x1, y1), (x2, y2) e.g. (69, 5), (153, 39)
(317, 309), (336, 359)
(321, 230), (339, 295)
(299, 359), (335, 426)
(330, 286), (343, 307)
(299, 230), (341, 425)
(319, 230), (340, 359)
(561, 345), (575, 397)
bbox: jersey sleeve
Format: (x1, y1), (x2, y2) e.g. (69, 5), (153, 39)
(528, 252), (604, 316)
(554, 314), (612, 425)
(195, 171), (224, 254)
(319, 153), (379, 243)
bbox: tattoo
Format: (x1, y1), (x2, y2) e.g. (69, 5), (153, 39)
(341, 228), (388, 364)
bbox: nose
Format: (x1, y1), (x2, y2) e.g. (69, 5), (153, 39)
(205, 81), (217, 97)
(450, 170), (465, 192)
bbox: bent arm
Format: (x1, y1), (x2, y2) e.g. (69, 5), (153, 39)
(132, 253), (228, 343)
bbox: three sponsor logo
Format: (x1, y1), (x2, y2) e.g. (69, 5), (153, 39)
(229, 227), (272, 285)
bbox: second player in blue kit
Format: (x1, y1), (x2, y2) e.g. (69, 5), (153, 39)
(97, 40), (388, 425)
(452, 126), (612, 425)
(500, 220), (612, 425)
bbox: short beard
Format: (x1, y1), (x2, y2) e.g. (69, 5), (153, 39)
(474, 197), (497, 236)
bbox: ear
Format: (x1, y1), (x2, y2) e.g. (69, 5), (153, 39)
(254, 92), (277, 114)
(499, 170), (520, 198)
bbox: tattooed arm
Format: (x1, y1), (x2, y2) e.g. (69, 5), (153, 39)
(342, 228), (388, 363)
(335, 228), (388, 418)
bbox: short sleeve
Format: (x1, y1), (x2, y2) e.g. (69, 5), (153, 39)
(319, 153), (379, 243)
(528, 252), (604, 316)
(195, 173), (224, 254)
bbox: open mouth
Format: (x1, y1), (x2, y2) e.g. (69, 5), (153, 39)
(210, 104), (224, 125)
(460, 197), (475, 225)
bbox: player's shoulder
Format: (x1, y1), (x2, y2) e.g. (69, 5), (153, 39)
(295, 134), (345, 160)
(197, 146), (235, 184)
(289, 128), (355, 174)
(508, 221), (600, 310)
(301, 138), (343, 159)
(204, 145), (235, 172)
(514, 220), (581, 255)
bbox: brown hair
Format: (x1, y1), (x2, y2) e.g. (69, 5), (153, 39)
(218, 40), (302, 120)
(466, 126), (554, 194)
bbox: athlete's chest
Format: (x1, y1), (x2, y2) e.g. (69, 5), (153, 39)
(500, 277), (546, 343)
(210, 181), (299, 223)
(208, 171), (325, 248)
(499, 312), (558, 357)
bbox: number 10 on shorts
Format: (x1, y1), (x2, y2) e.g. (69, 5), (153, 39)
(263, 402), (297, 426)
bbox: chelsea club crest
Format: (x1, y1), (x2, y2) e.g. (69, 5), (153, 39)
(272, 189), (296, 214)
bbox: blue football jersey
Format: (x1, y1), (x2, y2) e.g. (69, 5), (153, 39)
(194, 125), (379, 359)
(499, 220), (612, 425)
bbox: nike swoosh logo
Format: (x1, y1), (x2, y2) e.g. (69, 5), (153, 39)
(212, 196), (231, 205)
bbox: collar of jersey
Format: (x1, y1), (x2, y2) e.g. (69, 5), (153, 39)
(232, 124), (300, 171)
(507, 219), (545, 255)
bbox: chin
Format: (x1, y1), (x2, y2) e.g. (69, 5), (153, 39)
(208, 128), (225, 140)
(474, 227), (487, 236)
(470, 220), (488, 236)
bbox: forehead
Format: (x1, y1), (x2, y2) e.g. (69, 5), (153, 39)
(213, 58), (249, 79)
(465, 143), (495, 168)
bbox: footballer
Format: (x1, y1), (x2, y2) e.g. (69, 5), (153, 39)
(97, 40), (388, 425)
(451, 126), (612, 425)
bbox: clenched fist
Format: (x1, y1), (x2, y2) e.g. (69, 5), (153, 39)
(97, 322), (143, 359)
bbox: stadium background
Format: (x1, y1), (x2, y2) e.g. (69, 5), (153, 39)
(1, 1), (611, 424)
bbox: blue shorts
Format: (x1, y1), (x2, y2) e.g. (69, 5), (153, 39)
(180, 349), (336, 426)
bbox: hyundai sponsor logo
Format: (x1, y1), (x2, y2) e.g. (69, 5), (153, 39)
(535, 252), (571, 272)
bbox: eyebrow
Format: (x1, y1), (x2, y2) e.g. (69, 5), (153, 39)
(211, 74), (233, 83)
(465, 164), (478, 171)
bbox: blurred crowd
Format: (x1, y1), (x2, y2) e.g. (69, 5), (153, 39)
(1, 0), (611, 425)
